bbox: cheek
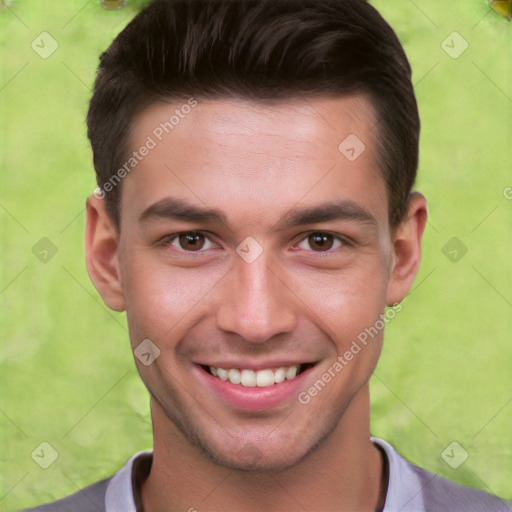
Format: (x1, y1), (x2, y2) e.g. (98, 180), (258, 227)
(291, 261), (389, 345)
(121, 257), (223, 343)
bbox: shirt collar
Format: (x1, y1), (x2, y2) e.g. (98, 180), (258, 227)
(371, 437), (426, 511)
(105, 451), (152, 512)
(104, 439), (424, 512)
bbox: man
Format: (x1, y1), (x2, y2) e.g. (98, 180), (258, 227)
(27, 0), (511, 510)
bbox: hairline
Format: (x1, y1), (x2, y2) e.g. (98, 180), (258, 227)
(111, 90), (399, 232)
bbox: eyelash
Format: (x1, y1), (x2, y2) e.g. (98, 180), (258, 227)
(159, 231), (350, 254)
(159, 231), (218, 253)
(294, 232), (345, 253)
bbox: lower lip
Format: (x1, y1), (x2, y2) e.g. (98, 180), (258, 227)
(193, 365), (314, 412)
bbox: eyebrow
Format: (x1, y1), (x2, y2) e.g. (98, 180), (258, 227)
(139, 197), (378, 230)
(139, 197), (229, 225)
(277, 200), (378, 230)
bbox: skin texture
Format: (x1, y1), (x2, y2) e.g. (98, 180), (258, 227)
(85, 95), (427, 511)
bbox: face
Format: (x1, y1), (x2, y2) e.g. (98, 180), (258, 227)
(87, 95), (425, 472)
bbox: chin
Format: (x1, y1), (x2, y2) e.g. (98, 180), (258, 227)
(149, 378), (349, 474)
(189, 421), (335, 474)
(200, 440), (311, 473)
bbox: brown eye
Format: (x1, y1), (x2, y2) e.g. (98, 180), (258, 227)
(308, 232), (335, 251)
(176, 232), (208, 251)
(295, 232), (344, 253)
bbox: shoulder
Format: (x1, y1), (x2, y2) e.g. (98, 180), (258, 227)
(21, 451), (151, 512)
(23, 477), (110, 512)
(409, 464), (511, 512)
(372, 437), (511, 512)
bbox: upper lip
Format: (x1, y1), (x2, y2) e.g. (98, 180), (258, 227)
(193, 359), (316, 371)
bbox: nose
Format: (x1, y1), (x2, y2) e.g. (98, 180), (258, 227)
(216, 254), (298, 344)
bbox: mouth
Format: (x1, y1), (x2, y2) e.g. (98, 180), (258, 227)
(194, 361), (317, 412)
(201, 363), (315, 388)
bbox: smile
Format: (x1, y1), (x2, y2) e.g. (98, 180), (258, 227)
(194, 362), (317, 411)
(206, 364), (307, 388)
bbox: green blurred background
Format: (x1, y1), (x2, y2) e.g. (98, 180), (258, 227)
(0, 0), (511, 509)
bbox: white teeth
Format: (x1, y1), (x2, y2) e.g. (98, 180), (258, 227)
(228, 368), (241, 385)
(256, 369), (274, 387)
(285, 366), (297, 380)
(241, 369), (257, 387)
(208, 364), (301, 388)
(274, 367), (286, 383)
(217, 367), (228, 381)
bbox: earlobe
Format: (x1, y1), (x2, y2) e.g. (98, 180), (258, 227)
(385, 192), (428, 306)
(85, 194), (126, 311)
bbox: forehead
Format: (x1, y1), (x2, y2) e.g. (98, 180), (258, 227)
(133, 94), (377, 159)
(121, 95), (387, 231)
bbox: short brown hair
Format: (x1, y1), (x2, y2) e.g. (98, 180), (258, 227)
(87, 0), (420, 229)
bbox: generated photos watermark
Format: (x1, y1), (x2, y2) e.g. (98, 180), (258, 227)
(94, 97), (198, 199)
(298, 303), (402, 405)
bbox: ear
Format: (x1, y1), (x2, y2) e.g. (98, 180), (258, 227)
(85, 193), (126, 311)
(386, 192), (428, 306)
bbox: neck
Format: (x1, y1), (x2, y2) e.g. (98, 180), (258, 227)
(141, 385), (386, 512)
